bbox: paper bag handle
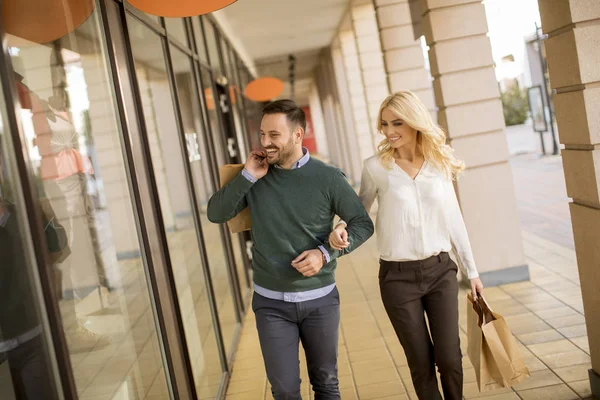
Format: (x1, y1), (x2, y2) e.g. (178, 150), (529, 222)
(467, 293), (495, 327)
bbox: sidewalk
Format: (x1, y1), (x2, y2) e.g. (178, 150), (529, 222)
(225, 155), (591, 399)
(510, 154), (574, 250)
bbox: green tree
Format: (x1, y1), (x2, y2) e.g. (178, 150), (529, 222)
(501, 85), (529, 126)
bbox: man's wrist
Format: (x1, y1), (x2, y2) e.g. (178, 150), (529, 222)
(318, 245), (330, 264)
(241, 168), (257, 183)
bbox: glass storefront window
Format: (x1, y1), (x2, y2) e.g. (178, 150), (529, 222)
(226, 49), (249, 162)
(170, 43), (242, 377)
(6, 7), (171, 400)
(141, 12), (161, 24)
(202, 19), (223, 77)
(227, 47), (238, 89)
(220, 38), (232, 81)
(0, 82), (61, 400)
(200, 67), (228, 168)
(126, 15), (243, 396)
(1, 0), (263, 396)
(191, 17), (209, 66)
(199, 66), (250, 299)
(164, 18), (188, 47)
(239, 67), (262, 149)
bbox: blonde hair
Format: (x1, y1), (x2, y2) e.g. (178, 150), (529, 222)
(376, 90), (465, 180)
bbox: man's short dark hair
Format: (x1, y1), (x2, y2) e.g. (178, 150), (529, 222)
(262, 99), (307, 133)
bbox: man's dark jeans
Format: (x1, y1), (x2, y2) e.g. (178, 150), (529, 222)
(252, 287), (341, 400)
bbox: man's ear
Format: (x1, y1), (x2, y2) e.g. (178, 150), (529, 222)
(295, 127), (305, 143)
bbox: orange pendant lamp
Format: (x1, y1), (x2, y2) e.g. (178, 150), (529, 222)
(127, 0), (237, 17)
(2, 0), (95, 45)
(244, 77), (284, 102)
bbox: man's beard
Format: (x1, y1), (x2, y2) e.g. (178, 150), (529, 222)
(265, 138), (295, 166)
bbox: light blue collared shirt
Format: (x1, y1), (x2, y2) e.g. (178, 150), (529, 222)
(241, 147), (336, 302)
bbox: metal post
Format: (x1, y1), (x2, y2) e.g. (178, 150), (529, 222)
(535, 23), (559, 155)
(539, 131), (547, 155)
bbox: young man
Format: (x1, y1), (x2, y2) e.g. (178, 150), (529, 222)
(208, 100), (374, 399)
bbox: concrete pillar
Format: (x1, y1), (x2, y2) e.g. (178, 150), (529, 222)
(374, 0), (436, 117)
(418, 0), (528, 285)
(330, 41), (364, 182)
(537, 0), (600, 392)
(307, 82), (330, 161)
(314, 59), (345, 170)
(351, 1), (390, 146)
(339, 28), (377, 161)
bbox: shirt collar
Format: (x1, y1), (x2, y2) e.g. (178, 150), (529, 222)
(275, 147), (310, 170)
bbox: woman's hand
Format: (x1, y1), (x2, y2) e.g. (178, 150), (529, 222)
(470, 277), (484, 301)
(328, 223), (349, 250)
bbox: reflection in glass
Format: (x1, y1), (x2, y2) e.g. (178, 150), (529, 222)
(222, 52), (252, 297)
(164, 18), (188, 46)
(202, 19), (222, 76)
(7, 9), (170, 400)
(200, 68), (228, 169)
(141, 12), (161, 24)
(169, 45), (241, 387)
(127, 15), (234, 396)
(226, 47), (238, 90)
(0, 87), (60, 400)
(231, 235), (249, 297)
(212, 47), (251, 295)
(226, 49), (248, 164)
(171, 43), (243, 362)
(220, 38), (232, 80)
(241, 67), (262, 150)
(191, 17), (209, 65)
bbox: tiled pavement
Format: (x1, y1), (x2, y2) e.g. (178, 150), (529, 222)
(225, 155), (592, 400)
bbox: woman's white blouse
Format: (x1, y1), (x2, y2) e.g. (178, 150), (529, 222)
(359, 155), (479, 279)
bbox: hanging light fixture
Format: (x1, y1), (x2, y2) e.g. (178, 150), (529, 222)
(244, 77), (284, 102)
(2, 0), (95, 45)
(127, 0), (237, 17)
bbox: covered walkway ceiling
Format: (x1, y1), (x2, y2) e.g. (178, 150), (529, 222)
(214, 0), (349, 105)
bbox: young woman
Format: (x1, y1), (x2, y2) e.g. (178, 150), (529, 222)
(329, 90), (483, 400)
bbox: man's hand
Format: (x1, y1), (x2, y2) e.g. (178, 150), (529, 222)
(328, 223), (349, 250)
(291, 249), (325, 277)
(245, 150), (268, 180)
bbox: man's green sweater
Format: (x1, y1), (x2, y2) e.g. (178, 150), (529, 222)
(207, 158), (374, 292)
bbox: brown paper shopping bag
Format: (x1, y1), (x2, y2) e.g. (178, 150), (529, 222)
(467, 293), (530, 391)
(218, 164), (251, 234)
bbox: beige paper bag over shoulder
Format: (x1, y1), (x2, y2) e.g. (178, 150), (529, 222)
(218, 164), (251, 233)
